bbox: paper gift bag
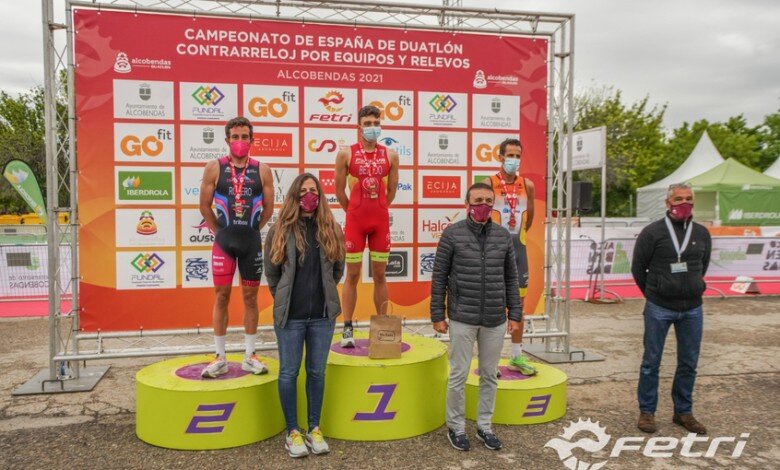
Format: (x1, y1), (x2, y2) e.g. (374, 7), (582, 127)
(368, 314), (402, 359)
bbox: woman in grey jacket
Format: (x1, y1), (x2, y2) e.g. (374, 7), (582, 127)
(264, 173), (345, 458)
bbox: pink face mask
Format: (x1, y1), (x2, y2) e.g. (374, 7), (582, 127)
(229, 140), (250, 158)
(469, 204), (493, 223)
(300, 192), (320, 212)
(669, 202), (693, 221)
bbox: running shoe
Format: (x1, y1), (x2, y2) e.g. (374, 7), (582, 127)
(507, 355), (537, 376)
(200, 356), (228, 378)
(241, 354), (269, 375)
(340, 325), (356, 348)
(305, 426), (330, 454)
(285, 430), (309, 458)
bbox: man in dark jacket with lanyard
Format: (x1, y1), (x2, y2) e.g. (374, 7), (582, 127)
(631, 182), (711, 435)
(431, 182), (523, 452)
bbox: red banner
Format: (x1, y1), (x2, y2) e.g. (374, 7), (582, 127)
(74, 9), (548, 331)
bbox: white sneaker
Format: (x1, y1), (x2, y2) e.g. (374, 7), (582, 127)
(305, 426), (330, 455)
(241, 354), (269, 375)
(201, 356), (228, 378)
(285, 430), (309, 458)
(340, 325), (356, 348)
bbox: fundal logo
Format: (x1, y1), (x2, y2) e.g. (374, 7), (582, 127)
(192, 85), (225, 106)
(428, 94), (457, 113)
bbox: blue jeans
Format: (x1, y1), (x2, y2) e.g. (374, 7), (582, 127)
(274, 317), (335, 433)
(638, 300), (703, 414)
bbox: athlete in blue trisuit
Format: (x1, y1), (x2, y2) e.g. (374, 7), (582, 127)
(199, 117), (274, 378)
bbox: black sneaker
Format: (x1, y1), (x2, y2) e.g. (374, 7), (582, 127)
(476, 428), (502, 450)
(447, 428), (470, 451)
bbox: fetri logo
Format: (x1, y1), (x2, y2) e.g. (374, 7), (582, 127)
(423, 175), (461, 199)
(319, 90), (345, 112)
(428, 94), (457, 113)
(114, 52), (131, 74)
(191, 85), (225, 106)
(120, 129), (172, 157)
(248, 91), (296, 119)
(130, 253), (165, 273)
(368, 95), (411, 121)
(475, 142), (501, 162)
(251, 133), (293, 157)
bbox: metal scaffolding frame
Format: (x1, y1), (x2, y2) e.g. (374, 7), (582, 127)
(30, 0), (592, 393)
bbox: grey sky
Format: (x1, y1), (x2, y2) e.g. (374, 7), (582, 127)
(2, 0), (778, 129)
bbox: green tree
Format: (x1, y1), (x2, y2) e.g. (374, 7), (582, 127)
(574, 86), (667, 216)
(666, 115), (763, 171)
(757, 109), (780, 170)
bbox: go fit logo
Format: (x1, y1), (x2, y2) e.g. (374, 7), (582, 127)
(119, 129), (172, 157)
(475, 142), (501, 163)
(368, 95), (411, 122)
(247, 91), (296, 119)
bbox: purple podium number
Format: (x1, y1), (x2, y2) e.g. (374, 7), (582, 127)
(522, 394), (551, 417)
(353, 384), (398, 421)
(185, 403), (236, 434)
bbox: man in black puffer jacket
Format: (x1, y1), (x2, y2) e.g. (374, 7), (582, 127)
(431, 182), (522, 452)
(631, 183), (711, 436)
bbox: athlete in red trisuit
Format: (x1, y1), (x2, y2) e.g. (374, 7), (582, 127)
(199, 117), (274, 378)
(334, 105), (400, 347)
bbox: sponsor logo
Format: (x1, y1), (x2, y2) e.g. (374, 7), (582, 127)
(473, 174), (492, 185)
(428, 94), (457, 113)
(114, 52), (131, 73)
(422, 175), (461, 199)
(308, 139), (339, 153)
(379, 136), (412, 158)
(319, 90), (344, 112)
(192, 85), (225, 106)
(119, 128), (172, 157)
(131, 253), (165, 273)
(184, 257), (210, 282)
(319, 170), (336, 195)
(251, 132), (293, 157)
(421, 212), (460, 239)
(439, 134), (449, 150)
(136, 210), (158, 235)
(203, 127), (215, 144)
(419, 253), (435, 275)
(729, 208), (780, 221)
(4, 168), (28, 184)
(576, 136), (583, 152)
(310, 90), (352, 122)
(491, 98), (501, 113)
(189, 219), (215, 244)
(248, 91), (296, 119)
(473, 70), (487, 89)
(369, 251), (409, 277)
(118, 171), (173, 201)
(475, 142), (501, 163)
(138, 83), (152, 101)
(368, 95), (411, 122)
(545, 418), (750, 468)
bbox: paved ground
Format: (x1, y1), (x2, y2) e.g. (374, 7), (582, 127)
(1, 297), (778, 469)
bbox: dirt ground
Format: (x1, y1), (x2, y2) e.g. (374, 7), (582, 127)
(1, 297), (778, 469)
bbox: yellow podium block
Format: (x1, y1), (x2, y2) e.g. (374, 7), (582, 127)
(465, 358), (567, 425)
(136, 354), (285, 450)
(311, 332), (447, 441)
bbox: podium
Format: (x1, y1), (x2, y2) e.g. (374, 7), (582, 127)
(465, 358), (567, 425)
(309, 332), (448, 441)
(136, 354), (284, 450)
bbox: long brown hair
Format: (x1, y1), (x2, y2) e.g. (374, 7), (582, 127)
(269, 173), (345, 265)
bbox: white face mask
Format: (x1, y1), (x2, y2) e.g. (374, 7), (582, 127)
(502, 158), (520, 175)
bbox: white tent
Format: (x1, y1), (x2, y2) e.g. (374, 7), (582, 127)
(636, 131), (725, 220)
(764, 157), (780, 179)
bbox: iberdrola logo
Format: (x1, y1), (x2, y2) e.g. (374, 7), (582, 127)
(4, 168), (28, 184)
(123, 176), (141, 188)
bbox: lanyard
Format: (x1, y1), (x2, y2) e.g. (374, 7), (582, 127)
(229, 160), (248, 209)
(664, 216), (692, 263)
(496, 172), (518, 228)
